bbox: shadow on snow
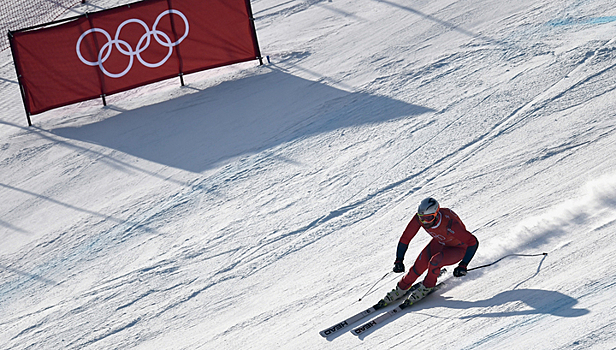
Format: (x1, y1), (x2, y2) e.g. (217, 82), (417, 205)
(354, 288), (588, 340)
(50, 68), (435, 173)
(442, 288), (590, 318)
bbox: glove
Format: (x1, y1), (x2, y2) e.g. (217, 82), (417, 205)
(453, 264), (467, 277)
(393, 260), (405, 273)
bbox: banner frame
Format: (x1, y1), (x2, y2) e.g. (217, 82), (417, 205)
(9, 0), (263, 126)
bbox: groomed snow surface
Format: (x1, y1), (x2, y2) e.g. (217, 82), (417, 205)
(1, 0), (616, 349)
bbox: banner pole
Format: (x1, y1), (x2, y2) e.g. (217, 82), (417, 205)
(166, 0), (186, 86)
(8, 31), (32, 126)
(244, 0), (263, 65)
(85, 13), (108, 106)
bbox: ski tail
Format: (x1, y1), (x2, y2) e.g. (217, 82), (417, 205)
(319, 307), (377, 337)
(351, 278), (447, 336)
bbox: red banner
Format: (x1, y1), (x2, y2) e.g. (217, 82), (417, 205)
(10, 0), (261, 116)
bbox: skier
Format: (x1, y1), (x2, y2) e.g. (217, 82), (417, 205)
(383, 197), (478, 304)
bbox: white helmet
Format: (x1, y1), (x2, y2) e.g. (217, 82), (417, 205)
(417, 197), (440, 224)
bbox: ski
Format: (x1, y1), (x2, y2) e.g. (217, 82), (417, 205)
(319, 303), (384, 337)
(351, 282), (444, 336)
(319, 286), (421, 337)
(319, 269), (446, 338)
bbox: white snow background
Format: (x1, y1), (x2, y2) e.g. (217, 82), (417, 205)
(1, 0), (616, 349)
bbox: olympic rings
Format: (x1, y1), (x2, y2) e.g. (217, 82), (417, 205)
(76, 10), (189, 78)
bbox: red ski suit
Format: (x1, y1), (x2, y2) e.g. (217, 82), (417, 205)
(396, 208), (478, 289)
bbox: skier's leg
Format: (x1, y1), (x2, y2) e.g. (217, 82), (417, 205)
(382, 241), (436, 303)
(422, 246), (465, 287)
(398, 240), (440, 290)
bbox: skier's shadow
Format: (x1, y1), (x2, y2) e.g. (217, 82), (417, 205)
(441, 288), (589, 319)
(351, 288), (588, 340)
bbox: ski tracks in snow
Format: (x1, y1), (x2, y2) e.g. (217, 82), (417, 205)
(197, 33), (616, 299)
(427, 37), (616, 183)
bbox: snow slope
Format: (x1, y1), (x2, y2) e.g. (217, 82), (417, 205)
(1, 0), (616, 349)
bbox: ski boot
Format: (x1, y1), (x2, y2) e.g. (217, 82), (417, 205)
(377, 284), (408, 307)
(404, 282), (433, 305)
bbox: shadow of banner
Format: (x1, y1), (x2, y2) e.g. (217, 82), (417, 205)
(51, 69), (435, 173)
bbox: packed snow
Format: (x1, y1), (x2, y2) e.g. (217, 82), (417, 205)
(1, 0), (616, 349)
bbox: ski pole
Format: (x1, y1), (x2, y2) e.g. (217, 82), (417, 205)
(467, 252), (548, 272)
(358, 271), (392, 301)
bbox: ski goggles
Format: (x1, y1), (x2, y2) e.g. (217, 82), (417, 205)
(418, 213), (437, 223)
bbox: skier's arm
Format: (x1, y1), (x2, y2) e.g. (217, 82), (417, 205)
(395, 241), (408, 262)
(460, 238), (478, 266)
(393, 242), (407, 273)
(454, 235), (478, 277)
(449, 220), (477, 265)
(393, 216), (421, 272)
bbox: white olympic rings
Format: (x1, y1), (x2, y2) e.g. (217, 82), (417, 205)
(76, 10), (189, 78)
